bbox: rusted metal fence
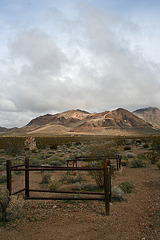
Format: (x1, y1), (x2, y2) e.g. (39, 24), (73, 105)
(6, 156), (121, 216)
(67, 155), (122, 171)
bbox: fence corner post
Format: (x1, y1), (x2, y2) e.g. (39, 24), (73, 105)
(103, 159), (109, 216)
(25, 157), (29, 198)
(6, 160), (11, 195)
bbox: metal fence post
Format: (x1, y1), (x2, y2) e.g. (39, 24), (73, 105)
(107, 160), (111, 202)
(25, 157), (29, 198)
(119, 156), (122, 169)
(6, 160), (11, 195)
(116, 158), (119, 171)
(103, 159), (109, 216)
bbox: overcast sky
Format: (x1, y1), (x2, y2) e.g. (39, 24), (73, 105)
(0, 0), (160, 128)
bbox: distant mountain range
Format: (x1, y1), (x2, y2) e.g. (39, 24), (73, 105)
(0, 107), (160, 136)
(133, 107), (160, 127)
(0, 126), (19, 133)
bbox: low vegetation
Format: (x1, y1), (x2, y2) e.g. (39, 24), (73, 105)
(0, 135), (160, 222)
(0, 189), (24, 222)
(120, 182), (135, 194)
(111, 186), (126, 202)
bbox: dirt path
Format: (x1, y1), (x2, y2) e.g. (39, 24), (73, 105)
(0, 164), (160, 240)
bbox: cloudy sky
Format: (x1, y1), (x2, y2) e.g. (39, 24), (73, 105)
(0, 0), (160, 128)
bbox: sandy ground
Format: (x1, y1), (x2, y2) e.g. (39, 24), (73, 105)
(0, 163), (160, 240)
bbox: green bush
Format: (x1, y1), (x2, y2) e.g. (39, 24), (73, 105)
(120, 182), (134, 194)
(0, 189), (9, 221)
(121, 161), (128, 166)
(143, 143), (149, 148)
(156, 163), (160, 170)
(49, 180), (60, 191)
(124, 146), (131, 151)
(131, 158), (146, 168)
(60, 172), (85, 184)
(0, 175), (7, 184)
(147, 151), (160, 164)
(0, 189), (24, 222)
(49, 159), (65, 166)
(87, 141), (118, 187)
(5, 196), (24, 222)
(40, 173), (51, 185)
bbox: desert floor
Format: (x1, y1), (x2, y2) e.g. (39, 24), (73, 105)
(0, 162), (160, 240)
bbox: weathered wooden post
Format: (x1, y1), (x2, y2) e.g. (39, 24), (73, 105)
(107, 160), (111, 202)
(103, 159), (109, 216)
(25, 157), (29, 198)
(6, 160), (11, 195)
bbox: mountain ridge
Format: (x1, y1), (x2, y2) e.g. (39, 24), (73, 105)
(133, 107), (160, 127)
(20, 108), (155, 135)
(1, 107), (159, 136)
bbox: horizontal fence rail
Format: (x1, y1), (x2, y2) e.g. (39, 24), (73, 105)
(67, 155), (122, 171)
(6, 155), (121, 216)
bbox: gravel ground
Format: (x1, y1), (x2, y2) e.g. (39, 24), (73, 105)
(0, 164), (160, 240)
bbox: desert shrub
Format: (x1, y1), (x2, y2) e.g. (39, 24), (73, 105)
(49, 180), (60, 191)
(47, 150), (55, 154)
(120, 182), (134, 194)
(5, 196), (24, 222)
(0, 189), (24, 222)
(123, 146), (131, 151)
(143, 143), (149, 148)
(74, 184), (103, 192)
(89, 141), (118, 157)
(156, 163), (160, 170)
(150, 136), (160, 152)
(4, 138), (24, 156)
(125, 152), (135, 158)
(0, 175), (7, 184)
(136, 139), (142, 145)
(66, 173), (84, 184)
(49, 159), (65, 166)
(73, 182), (86, 191)
(87, 141), (118, 187)
(0, 157), (6, 163)
(111, 186), (126, 202)
(13, 170), (23, 175)
(60, 172), (85, 184)
(40, 173), (51, 185)
(87, 160), (104, 187)
(39, 154), (46, 160)
(121, 161), (128, 166)
(0, 166), (5, 172)
(0, 189), (9, 221)
(29, 156), (39, 166)
(147, 151), (160, 164)
(50, 144), (58, 150)
(131, 158), (146, 168)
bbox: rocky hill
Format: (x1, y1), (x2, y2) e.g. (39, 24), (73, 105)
(0, 126), (19, 133)
(133, 107), (160, 128)
(71, 108), (152, 132)
(20, 108), (155, 135)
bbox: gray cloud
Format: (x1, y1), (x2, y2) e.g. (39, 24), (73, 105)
(0, 2), (160, 127)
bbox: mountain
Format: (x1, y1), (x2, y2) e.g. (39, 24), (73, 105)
(133, 107), (160, 128)
(26, 109), (90, 127)
(71, 108), (152, 132)
(19, 108), (155, 136)
(0, 127), (9, 132)
(0, 127), (19, 133)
